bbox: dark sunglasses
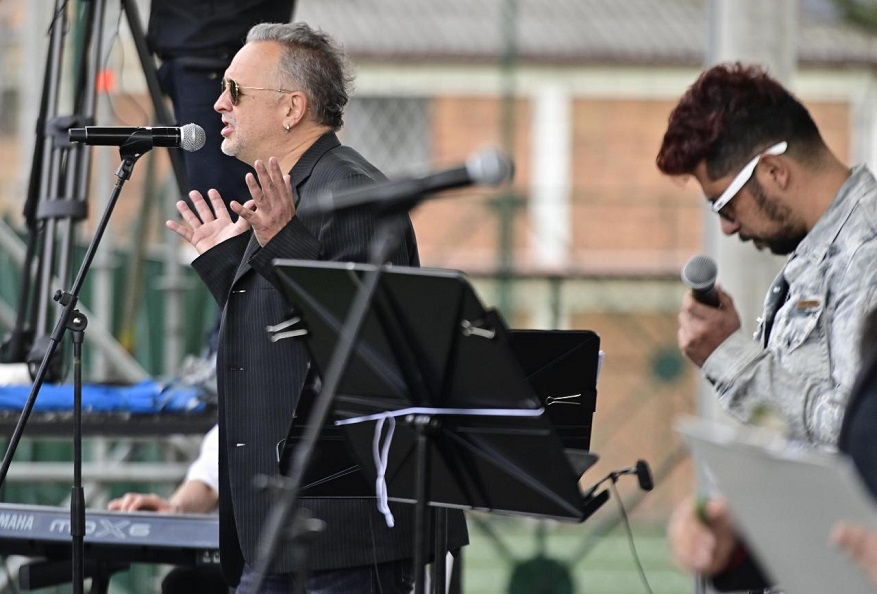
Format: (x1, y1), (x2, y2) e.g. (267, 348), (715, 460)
(220, 78), (294, 106)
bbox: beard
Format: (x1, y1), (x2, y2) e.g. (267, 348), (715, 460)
(220, 137), (239, 157)
(748, 178), (806, 255)
(765, 235), (803, 256)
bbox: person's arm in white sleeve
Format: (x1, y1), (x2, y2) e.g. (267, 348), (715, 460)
(108, 424), (219, 514)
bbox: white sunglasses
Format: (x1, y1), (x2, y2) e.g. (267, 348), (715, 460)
(711, 141), (788, 214)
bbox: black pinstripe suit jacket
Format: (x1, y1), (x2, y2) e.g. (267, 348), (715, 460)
(192, 132), (468, 584)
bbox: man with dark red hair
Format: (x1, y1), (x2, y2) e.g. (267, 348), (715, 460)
(658, 62), (877, 590)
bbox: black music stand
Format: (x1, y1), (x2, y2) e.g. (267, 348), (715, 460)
(279, 330), (602, 498)
(272, 261), (602, 591)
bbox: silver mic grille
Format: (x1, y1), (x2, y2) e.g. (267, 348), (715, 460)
(681, 255), (717, 290)
(465, 148), (514, 186)
(179, 123), (206, 152)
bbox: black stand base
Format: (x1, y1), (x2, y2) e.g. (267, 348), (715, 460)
(19, 559), (129, 593)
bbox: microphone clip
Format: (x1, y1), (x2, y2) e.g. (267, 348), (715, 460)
(581, 459), (654, 501)
(119, 130), (159, 161)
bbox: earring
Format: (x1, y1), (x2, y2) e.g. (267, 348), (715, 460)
(285, 123), (291, 131)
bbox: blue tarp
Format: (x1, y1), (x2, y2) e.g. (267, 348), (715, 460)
(0, 380), (207, 413)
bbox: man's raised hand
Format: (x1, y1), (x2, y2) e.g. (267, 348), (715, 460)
(166, 189), (252, 254)
(231, 157), (295, 246)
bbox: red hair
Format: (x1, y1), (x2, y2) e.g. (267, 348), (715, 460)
(656, 63), (821, 180)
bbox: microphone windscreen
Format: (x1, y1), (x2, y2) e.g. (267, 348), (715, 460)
(635, 459), (654, 492)
(465, 148), (514, 186)
(180, 123), (206, 152)
(681, 255), (717, 291)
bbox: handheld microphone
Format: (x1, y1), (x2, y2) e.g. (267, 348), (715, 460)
(318, 148), (514, 213)
(681, 254), (720, 307)
(68, 123), (206, 152)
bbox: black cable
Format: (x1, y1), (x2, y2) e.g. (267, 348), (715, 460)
(101, 8), (151, 127)
(608, 480), (654, 594)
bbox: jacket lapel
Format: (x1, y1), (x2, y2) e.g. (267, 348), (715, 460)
(232, 234), (261, 284)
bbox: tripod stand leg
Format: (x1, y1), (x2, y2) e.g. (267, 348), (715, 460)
(20, 0), (190, 380)
(27, 0), (105, 377)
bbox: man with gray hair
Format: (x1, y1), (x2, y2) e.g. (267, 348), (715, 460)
(167, 22), (468, 594)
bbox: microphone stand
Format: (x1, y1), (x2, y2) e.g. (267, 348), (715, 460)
(0, 140), (153, 594)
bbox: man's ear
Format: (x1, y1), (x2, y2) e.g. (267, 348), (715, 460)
(761, 154), (791, 191)
(285, 91), (309, 127)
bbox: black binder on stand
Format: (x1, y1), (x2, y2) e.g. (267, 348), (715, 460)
(273, 261), (600, 516)
(508, 329), (600, 452)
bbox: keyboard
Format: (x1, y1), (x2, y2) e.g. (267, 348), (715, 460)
(0, 502), (218, 566)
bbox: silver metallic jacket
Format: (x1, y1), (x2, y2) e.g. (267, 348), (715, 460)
(703, 165), (877, 447)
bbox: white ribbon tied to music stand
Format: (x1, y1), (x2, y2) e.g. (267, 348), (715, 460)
(373, 415), (397, 528)
(344, 406), (546, 528)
